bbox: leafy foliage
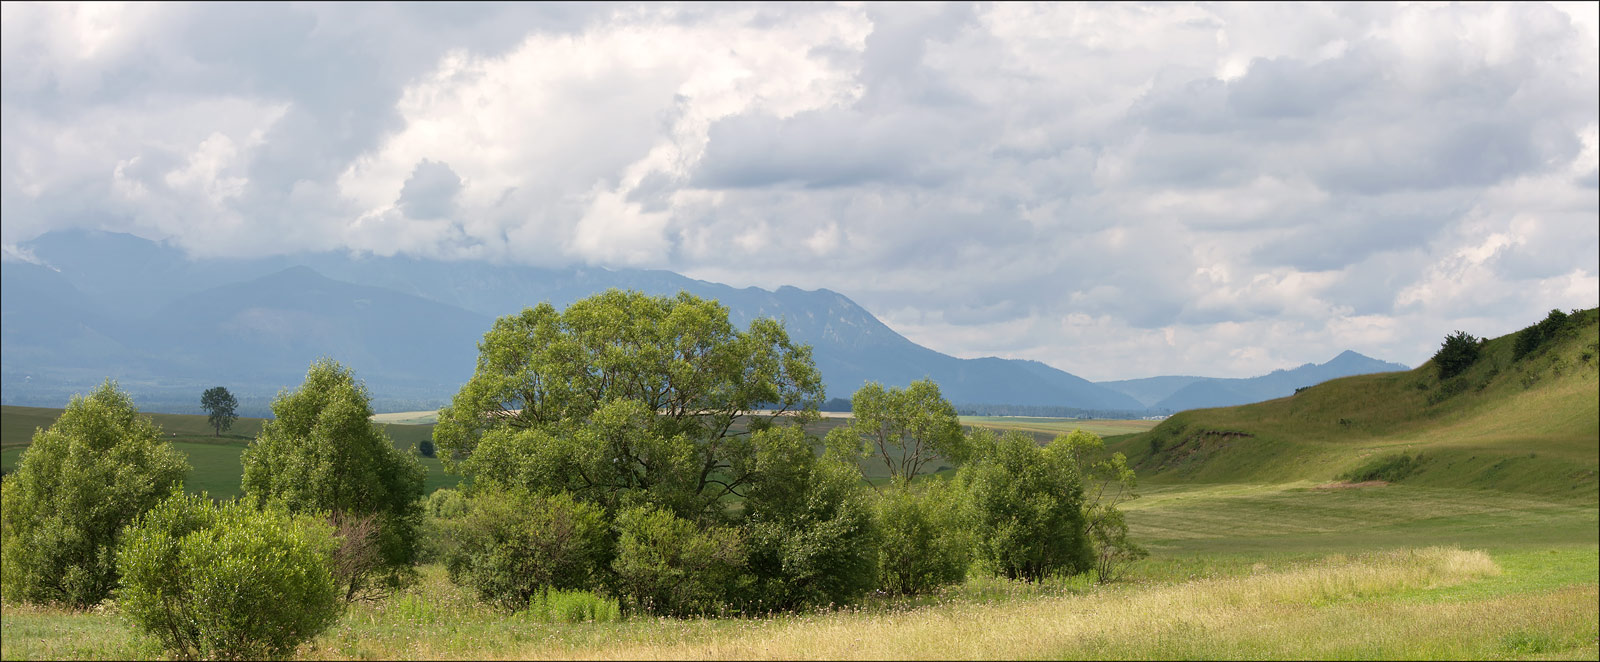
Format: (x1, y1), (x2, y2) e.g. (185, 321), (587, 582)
(873, 479), (972, 595)
(444, 488), (612, 611)
(116, 493), (343, 661)
(830, 380), (967, 484)
(959, 429), (1093, 581)
(240, 359), (426, 600)
(200, 386), (238, 437)
(1433, 330), (1482, 380)
(1055, 429), (1147, 582)
(0, 381), (188, 607)
(432, 289), (824, 520)
(1514, 309), (1573, 361)
(524, 588), (623, 624)
(739, 444), (880, 612)
(610, 505), (745, 617)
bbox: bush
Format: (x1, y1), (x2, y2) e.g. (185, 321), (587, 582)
(0, 381), (189, 608)
(425, 488), (469, 519)
(610, 506), (745, 617)
(526, 588), (622, 623)
(874, 480), (971, 595)
(1514, 309), (1574, 361)
(117, 493), (343, 661)
(418, 439), (436, 458)
(241, 359), (426, 601)
(739, 431), (879, 613)
(445, 488), (611, 611)
(1340, 453), (1426, 483)
(959, 430), (1093, 581)
(1432, 331), (1481, 380)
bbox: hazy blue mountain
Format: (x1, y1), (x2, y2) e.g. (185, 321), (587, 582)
(3, 231), (1142, 414)
(1097, 350), (1410, 411)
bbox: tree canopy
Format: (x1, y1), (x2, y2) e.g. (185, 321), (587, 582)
(200, 386), (238, 437)
(1, 381), (189, 607)
(827, 379), (966, 484)
(433, 289), (825, 520)
(240, 359), (426, 598)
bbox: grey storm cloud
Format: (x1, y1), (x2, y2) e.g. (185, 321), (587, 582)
(2, 1), (1595, 380)
(398, 160), (463, 220)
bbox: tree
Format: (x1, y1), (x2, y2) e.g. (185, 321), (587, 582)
(958, 429), (1093, 581)
(432, 289), (824, 520)
(117, 492), (343, 660)
(1055, 429), (1147, 582)
(0, 381), (189, 607)
(240, 359), (426, 601)
(433, 290), (881, 614)
(1432, 330), (1482, 380)
(828, 380), (966, 485)
(200, 386), (239, 437)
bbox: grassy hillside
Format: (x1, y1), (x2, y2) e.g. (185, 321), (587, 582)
(1113, 308), (1599, 499)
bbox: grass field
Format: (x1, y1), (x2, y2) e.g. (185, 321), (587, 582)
(1, 407), (460, 498)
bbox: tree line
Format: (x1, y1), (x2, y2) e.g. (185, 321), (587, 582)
(1, 289), (1143, 659)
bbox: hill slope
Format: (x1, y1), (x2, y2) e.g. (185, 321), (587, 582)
(1111, 308), (1599, 499)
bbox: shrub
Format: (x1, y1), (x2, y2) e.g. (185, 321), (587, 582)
(117, 493), (343, 661)
(418, 439), (436, 458)
(874, 480), (972, 595)
(1432, 331), (1481, 380)
(610, 505), (745, 617)
(241, 359), (426, 601)
(526, 588), (622, 623)
(425, 488), (470, 519)
(1340, 453), (1426, 483)
(959, 430), (1093, 581)
(445, 488), (611, 611)
(0, 381), (188, 608)
(739, 431), (879, 613)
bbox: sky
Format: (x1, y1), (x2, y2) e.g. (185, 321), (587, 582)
(2, 2), (1597, 382)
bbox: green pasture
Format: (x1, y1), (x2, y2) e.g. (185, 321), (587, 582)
(1, 406), (459, 497)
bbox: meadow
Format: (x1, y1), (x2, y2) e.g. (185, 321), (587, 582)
(3, 311), (1595, 659)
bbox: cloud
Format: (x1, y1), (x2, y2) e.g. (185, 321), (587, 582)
(3, 2), (1596, 380)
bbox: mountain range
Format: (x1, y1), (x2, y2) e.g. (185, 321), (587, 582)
(1, 230), (1406, 417)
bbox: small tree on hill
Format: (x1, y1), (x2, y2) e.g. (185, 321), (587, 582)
(0, 381), (189, 607)
(1432, 330), (1481, 380)
(200, 386), (239, 437)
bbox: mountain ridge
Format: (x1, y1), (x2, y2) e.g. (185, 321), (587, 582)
(3, 231), (1143, 414)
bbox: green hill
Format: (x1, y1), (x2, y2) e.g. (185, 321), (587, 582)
(1113, 308), (1599, 499)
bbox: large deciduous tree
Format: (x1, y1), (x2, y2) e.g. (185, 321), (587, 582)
(434, 290), (878, 613)
(432, 289), (825, 519)
(200, 386), (238, 437)
(240, 359), (426, 600)
(0, 381), (189, 607)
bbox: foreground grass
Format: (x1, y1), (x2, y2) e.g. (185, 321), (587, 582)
(4, 547), (1593, 660)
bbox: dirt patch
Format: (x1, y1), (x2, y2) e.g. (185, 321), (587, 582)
(1313, 480), (1389, 490)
